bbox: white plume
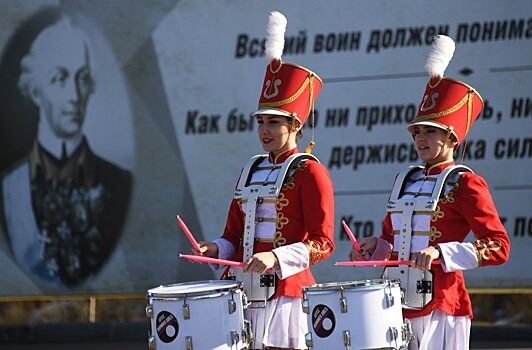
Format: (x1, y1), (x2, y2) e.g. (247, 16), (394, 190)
(425, 35), (455, 78)
(265, 11), (287, 62)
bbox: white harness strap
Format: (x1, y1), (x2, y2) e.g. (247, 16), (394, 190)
(233, 153), (319, 303)
(234, 153), (319, 261)
(386, 165), (473, 309)
(235, 155), (267, 262)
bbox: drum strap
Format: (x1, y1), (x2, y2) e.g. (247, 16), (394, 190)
(235, 153), (319, 261)
(233, 153), (319, 303)
(386, 165), (473, 309)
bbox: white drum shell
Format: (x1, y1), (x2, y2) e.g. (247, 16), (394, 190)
(303, 279), (406, 350)
(147, 280), (247, 350)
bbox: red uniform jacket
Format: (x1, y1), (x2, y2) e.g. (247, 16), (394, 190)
(382, 161), (510, 319)
(221, 148), (335, 299)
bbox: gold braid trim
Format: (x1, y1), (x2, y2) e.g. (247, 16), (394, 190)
(273, 230), (287, 248)
(305, 240), (333, 265)
(431, 205), (445, 222)
(441, 178), (460, 204)
(429, 176), (463, 240)
(295, 160), (309, 172)
(272, 159), (310, 248)
(259, 74), (313, 108)
(273, 211), (289, 248)
(472, 239), (502, 267)
(417, 93), (469, 121)
(465, 90), (473, 138)
(282, 177), (295, 190)
(275, 192), (289, 211)
(429, 226), (442, 242)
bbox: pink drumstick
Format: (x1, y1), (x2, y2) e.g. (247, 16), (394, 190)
(179, 254), (244, 267)
(342, 220), (361, 251)
(176, 215), (201, 251)
(335, 260), (440, 267)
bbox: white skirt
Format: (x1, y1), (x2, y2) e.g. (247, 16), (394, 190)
(246, 295), (308, 349)
(408, 309), (471, 350)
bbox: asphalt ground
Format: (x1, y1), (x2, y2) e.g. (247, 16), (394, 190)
(0, 322), (530, 349)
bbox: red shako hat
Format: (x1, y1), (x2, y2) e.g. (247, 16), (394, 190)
(408, 35), (483, 144)
(253, 11), (322, 126)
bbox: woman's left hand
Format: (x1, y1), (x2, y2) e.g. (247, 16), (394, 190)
(410, 246), (440, 270)
(243, 252), (278, 274)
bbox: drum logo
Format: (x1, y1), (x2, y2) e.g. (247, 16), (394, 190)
(156, 311), (179, 343)
(311, 304), (335, 338)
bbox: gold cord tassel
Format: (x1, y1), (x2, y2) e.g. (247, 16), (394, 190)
(305, 140), (315, 154)
(305, 76), (316, 154)
(458, 92), (474, 164)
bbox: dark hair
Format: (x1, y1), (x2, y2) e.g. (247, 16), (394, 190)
(285, 116), (303, 138)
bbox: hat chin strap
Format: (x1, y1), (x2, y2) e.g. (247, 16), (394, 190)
(431, 126), (453, 163)
(276, 118), (299, 157)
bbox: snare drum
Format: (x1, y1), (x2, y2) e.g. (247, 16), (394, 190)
(302, 279), (411, 350)
(146, 280), (251, 350)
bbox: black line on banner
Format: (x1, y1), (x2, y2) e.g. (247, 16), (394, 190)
(335, 189), (391, 196)
(494, 185), (532, 191)
(324, 72), (427, 83)
(490, 65), (532, 73)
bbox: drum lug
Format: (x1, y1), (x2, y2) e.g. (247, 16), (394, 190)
(243, 319), (253, 345)
(185, 336), (193, 350)
(403, 318), (414, 344)
(228, 299), (236, 314)
(183, 302), (190, 320)
(305, 332), (313, 348)
(147, 335), (156, 350)
(385, 286), (395, 309)
(343, 330), (351, 346)
(242, 292), (250, 309)
(145, 305), (153, 319)
(231, 330), (240, 345)
(389, 326), (399, 341)
(340, 296), (347, 313)
(302, 299), (309, 314)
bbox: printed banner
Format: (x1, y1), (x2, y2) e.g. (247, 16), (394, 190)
(0, 0), (530, 296)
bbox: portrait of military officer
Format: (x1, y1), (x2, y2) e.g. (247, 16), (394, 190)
(0, 10), (133, 287)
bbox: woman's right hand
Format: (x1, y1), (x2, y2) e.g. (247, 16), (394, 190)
(348, 237), (377, 261)
(191, 241), (219, 258)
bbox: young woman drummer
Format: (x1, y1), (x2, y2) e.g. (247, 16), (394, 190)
(349, 35), (510, 350)
(193, 11), (335, 349)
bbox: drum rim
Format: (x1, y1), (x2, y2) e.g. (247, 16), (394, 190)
(302, 278), (401, 294)
(147, 280), (243, 298)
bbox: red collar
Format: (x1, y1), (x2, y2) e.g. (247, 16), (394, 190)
(424, 160), (455, 175)
(268, 148), (299, 164)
